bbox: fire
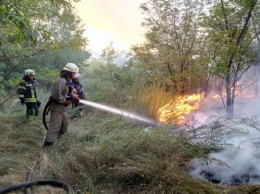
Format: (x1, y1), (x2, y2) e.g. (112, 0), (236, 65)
(157, 80), (257, 126)
(158, 94), (203, 125)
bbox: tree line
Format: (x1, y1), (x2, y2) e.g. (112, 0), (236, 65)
(1, 0), (260, 118)
(130, 0), (260, 117)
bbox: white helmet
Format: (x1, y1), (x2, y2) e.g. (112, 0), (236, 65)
(63, 63), (79, 74)
(25, 69), (35, 76)
(73, 74), (81, 79)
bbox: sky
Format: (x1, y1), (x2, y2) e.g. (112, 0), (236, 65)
(73, 0), (147, 54)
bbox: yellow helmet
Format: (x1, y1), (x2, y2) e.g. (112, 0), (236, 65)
(25, 69), (35, 76)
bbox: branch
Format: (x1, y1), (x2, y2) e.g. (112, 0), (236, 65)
(236, 0), (258, 46)
(220, 0), (230, 35)
(0, 93), (17, 108)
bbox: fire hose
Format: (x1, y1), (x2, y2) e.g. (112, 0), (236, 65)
(0, 180), (74, 194)
(42, 98), (52, 130)
(0, 153), (74, 194)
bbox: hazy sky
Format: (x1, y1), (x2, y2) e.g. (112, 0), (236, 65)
(74, 0), (147, 53)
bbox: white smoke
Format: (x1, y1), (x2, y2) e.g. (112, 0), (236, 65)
(186, 77), (260, 185)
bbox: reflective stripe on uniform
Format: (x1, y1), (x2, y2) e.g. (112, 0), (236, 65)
(25, 98), (37, 102)
(19, 86), (26, 90)
(31, 89), (35, 98)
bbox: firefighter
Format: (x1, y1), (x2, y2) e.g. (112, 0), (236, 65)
(18, 69), (41, 118)
(71, 75), (85, 118)
(43, 63), (79, 148)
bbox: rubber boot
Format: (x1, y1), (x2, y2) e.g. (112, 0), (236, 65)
(42, 141), (53, 148)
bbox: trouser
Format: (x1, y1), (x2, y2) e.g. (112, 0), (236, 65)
(26, 102), (39, 118)
(44, 111), (68, 143)
(71, 102), (83, 118)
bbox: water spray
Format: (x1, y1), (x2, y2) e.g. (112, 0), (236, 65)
(43, 99), (159, 130)
(79, 99), (159, 126)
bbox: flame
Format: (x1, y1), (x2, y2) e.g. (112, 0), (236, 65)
(157, 83), (256, 125)
(158, 94), (203, 125)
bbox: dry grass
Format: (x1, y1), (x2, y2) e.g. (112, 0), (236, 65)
(126, 82), (177, 120)
(1, 101), (260, 193)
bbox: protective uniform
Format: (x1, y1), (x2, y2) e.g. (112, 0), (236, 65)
(71, 76), (85, 118)
(44, 77), (71, 143)
(17, 69), (40, 118)
(72, 76), (85, 100)
(43, 63), (79, 147)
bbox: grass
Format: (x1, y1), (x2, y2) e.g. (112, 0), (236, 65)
(2, 82), (260, 193)
(126, 82), (176, 119)
(1, 107), (260, 193)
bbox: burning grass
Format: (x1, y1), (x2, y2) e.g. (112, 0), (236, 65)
(158, 93), (203, 125)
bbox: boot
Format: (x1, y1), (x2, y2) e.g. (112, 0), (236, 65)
(42, 141), (53, 148)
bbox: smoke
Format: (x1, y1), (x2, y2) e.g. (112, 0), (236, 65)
(188, 131), (260, 185)
(189, 145), (260, 185)
(186, 82), (260, 185)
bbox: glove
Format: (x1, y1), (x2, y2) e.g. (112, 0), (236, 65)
(65, 95), (73, 106)
(65, 99), (73, 106)
(71, 94), (79, 103)
(37, 100), (41, 107)
(21, 99), (25, 105)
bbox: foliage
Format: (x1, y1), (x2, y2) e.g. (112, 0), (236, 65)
(0, 0), (77, 46)
(133, 0), (210, 95)
(132, 0), (260, 118)
(36, 68), (59, 89)
(202, 0), (260, 116)
(101, 42), (118, 65)
(0, 0), (90, 107)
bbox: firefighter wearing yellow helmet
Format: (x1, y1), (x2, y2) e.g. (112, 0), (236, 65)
(17, 69), (41, 118)
(43, 63), (80, 148)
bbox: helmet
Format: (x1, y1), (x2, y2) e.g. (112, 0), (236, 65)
(63, 63), (79, 74)
(73, 74), (81, 79)
(25, 69), (35, 76)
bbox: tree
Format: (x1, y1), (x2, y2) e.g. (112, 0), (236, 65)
(30, 8), (90, 73)
(0, 0), (77, 57)
(132, 0), (209, 95)
(0, 0), (86, 74)
(0, 0), (90, 105)
(101, 42), (117, 65)
(204, 0), (260, 117)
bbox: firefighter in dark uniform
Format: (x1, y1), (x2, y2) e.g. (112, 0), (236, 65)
(18, 69), (40, 118)
(71, 75), (85, 118)
(43, 63), (79, 148)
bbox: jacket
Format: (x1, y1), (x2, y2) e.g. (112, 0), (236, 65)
(71, 81), (85, 99)
(17, 76), (37, 103)
(49, 77), (71, 112)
